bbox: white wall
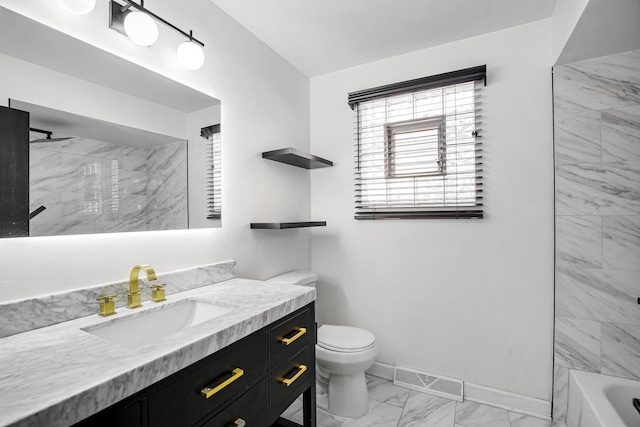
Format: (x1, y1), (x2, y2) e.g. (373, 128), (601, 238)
(555, 0), (640, 65)
(551, 0), (590, 64)
(0, 0), (311, 301)
(310, 20), (555, 400)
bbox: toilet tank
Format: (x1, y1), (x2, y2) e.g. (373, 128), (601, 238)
(266, 270), (317, 287)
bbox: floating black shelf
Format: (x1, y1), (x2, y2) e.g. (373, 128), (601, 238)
(250, 221), (327, 229)
(262, 147), (333, 169)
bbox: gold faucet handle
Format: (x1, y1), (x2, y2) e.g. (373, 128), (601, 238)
(97, 295), (117, 317)
(151, 284), (166, 303)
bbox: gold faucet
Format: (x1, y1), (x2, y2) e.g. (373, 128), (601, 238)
(128, 264), (157, 309)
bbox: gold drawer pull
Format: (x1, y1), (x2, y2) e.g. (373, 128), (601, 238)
(232, 418), (246, 427)
(280, 364), (307, 387)
(280, 327), (307, 345)
(200, 368), (244, 398)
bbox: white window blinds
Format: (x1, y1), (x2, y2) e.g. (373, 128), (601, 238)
(349, 66), (485, 220)
(201, 124), (221, 220)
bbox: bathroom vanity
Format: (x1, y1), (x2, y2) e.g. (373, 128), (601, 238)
(0, 277), (316, 427)
(74, 304), (316, 427)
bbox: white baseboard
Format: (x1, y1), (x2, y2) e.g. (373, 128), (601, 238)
(464, 382), (551, 420)
(366, 362), (551, 420)
(366, 361), (395, 380)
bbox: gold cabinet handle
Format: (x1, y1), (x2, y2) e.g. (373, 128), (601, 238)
(200, 368), (244, 398)
(280, 364), (307, 387)
(280, 327), (307, 345)
(232, 419), (246, 427)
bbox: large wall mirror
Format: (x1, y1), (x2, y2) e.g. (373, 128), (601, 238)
(0, 7), (221, 238)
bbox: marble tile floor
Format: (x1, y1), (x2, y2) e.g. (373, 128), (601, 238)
(282, 375), (567, 427)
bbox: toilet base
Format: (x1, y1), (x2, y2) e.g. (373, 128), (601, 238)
(326, 372), (370, 418)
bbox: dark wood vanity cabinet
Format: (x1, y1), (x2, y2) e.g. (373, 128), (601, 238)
(73, 303), (316, 427)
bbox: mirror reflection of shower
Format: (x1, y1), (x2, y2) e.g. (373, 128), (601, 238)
(29, 127), (72, 143)
(16, 100), (188, 236)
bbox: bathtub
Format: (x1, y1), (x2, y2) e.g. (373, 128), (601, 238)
(566, 370), (640, 427)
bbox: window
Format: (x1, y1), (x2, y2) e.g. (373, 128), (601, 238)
(201, 124), (221, 220)
(349, 66), (485, 220)
(385, 116), (446, 178)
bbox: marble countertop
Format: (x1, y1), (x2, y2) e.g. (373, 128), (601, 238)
(0, 278), (315, 427)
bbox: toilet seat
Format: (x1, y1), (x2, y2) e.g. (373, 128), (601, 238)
(318, 325), (376, 353)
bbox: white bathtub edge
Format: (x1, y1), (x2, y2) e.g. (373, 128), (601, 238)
(567, 369), (640, 427)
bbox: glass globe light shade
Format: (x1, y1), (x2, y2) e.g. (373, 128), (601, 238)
(57, 0), (96, 15)
(177, 41), (205, 70)
(124, 11), (158, 47)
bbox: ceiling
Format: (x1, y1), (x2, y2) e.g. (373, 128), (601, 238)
(210, 0), (558, 77)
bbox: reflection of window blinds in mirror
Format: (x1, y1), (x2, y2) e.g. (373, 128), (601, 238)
(201, 124), (221, 220)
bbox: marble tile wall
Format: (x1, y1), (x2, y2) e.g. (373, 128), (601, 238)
(553, 50), (640, 422)
(29, 137), (187, 236)
(146, 140), (188, 231)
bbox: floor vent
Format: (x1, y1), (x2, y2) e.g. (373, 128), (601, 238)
(393, 366), (464, 402)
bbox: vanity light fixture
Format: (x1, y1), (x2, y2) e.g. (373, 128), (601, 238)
(123, 6), (158, 47)
(177, 31), (205, 70)
(109, 0), (205, 69)
(57, 0), (96, 15)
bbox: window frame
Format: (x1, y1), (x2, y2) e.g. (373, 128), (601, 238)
(349, 65), (485, 220)
(384, 116), (446, 179)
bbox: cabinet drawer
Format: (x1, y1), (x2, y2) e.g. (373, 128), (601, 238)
(269, 308), (311, 369)
(199, 379), (268, 427)
(270, 346), (312, 411)
(148, 330), (268, 427)
(73, 399), (143, 427)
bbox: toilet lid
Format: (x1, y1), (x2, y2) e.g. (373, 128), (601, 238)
(317, 325), (376, 353)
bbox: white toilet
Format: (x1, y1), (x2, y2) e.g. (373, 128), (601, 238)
(266, 271), (378, 418)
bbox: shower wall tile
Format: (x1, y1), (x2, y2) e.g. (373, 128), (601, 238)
(29, 190), (62, 222)
(554, 111), (602, 165)
(95, 218), (119, 234)
(554, 49), (640, 423)
(29, 137), (188, 235)
(119, 170), (147, 195)
(121, 145), (147, 172)
(147, 143), (187, 195)
(552, 366), (568, 422)
(145, 140), (188, 230)
(30, 149), (83, 194)
(47, 137), (116, 157)
(30, 220), (96, 237)
(554, 317), (601, 372)
(148, 193), (189, 231)
(553, 50), (640, 115)
(601, 323), (640, 380)
(602, 215), (640, 270)
(555, 161), (640, 215)
(555, 216), (601, 267)
(556, 267), (640, 325)
(602, 105), (640, 162)
(119, 219), (148, 233)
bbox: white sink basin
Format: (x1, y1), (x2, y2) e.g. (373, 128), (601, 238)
(83, 300), (233, 348)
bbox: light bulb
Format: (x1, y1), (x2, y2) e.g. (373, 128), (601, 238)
(124, 10), (158, 47)
(177, 41), (205, 70)
(57, 0), (96, 15)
